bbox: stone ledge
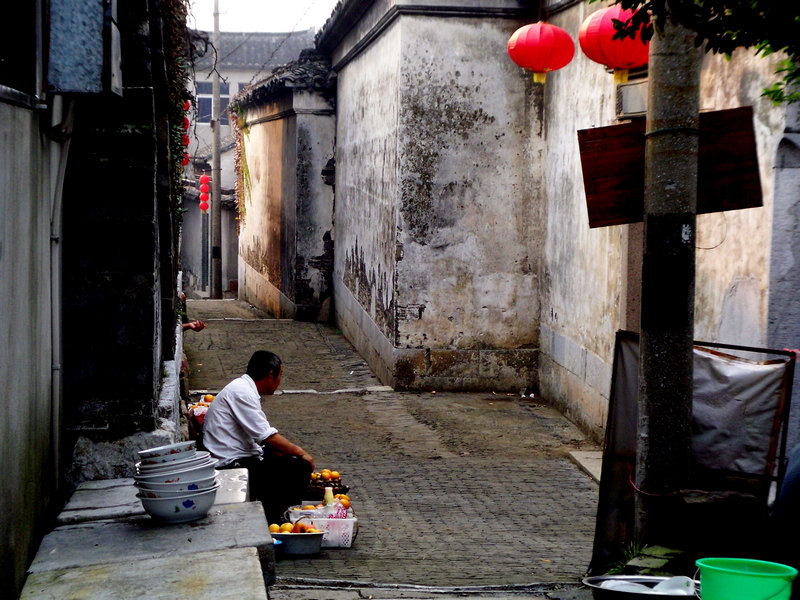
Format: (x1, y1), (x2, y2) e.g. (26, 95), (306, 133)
(22, 547), (269, 599)
(29, 501), (273, 584)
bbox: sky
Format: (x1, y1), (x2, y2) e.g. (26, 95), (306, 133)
(188, 0), (341, 33)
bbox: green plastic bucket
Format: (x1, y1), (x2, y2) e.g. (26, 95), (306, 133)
(696, 558), (798, 600)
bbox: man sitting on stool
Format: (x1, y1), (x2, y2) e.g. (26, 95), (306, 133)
(203, 350), (314, 524)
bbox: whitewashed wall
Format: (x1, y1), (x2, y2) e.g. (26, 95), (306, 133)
(537, 1), (790, 437)
(330, 3), (539, 390)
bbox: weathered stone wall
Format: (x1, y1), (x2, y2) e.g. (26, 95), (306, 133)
(63, 9), (163, 438)
(536, 1), (790, 437)
(238, 88), (335, 319)
(767, 106), (800, 448)
(535, 2), (626, 437)
(693, 50), (787, 347)
(329, 2), (539, 391)
(239, 96), (293, 315)
(333, 18), (402, 383)
(322, 0), (796, 432)
(0, 100), (60, 599)
(394, 15), (539, 389)
(294, 91), (336, 320)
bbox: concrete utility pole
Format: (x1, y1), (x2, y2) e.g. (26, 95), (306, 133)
(635, 18), (702, 544)
(210, 0), (223, 298)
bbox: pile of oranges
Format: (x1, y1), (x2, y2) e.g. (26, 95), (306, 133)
(311, 468), (340, 482)
(187, 394), (213, 410)
(269, 521), (322, 534)
(308, 467), (350, 498)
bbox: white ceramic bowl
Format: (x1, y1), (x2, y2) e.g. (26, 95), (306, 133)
(133, 478), (219, 498)
(138, 447), (196, 465)
(135, 452), (210, 473)
(137, 481), (219, 500)
(137, 441), (196, 462)
(133, 459), (218, 484)
(134, 474), (217, 492)
(137, 485), (218, 523)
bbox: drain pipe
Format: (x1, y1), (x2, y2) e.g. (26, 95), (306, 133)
(45, 94), (75, 497)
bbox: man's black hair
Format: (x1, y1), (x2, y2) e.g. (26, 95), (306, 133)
(246, 351), (282, 381)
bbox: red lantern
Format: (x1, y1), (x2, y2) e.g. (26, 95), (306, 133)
(199, 183), (209, 193)
(200, 173), (210, 185)
(507, 22), (574, 84)
(182, 153), (189, 166)
(182, 134), (190, 147)
(199, 201), (209, 213)
(579, 5), (649, 84)
(183, 116), (190, 130)
(183, 100), (190, 111)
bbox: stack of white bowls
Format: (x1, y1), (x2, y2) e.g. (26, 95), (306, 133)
(134, 441), (219, 523)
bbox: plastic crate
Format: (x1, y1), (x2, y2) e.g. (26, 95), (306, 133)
(309, 516), (358, 548)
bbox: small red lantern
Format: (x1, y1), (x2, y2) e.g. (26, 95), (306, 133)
(182, 134), (190, 147)
(182, 153), (189, 166)
(507, 22), (574, 84)
(183, 116), (190, 130)
(183, 100), (190, 111)
(579, 5), (649, 84)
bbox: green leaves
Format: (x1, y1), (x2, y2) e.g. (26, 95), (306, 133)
(602, 0), (800, 103)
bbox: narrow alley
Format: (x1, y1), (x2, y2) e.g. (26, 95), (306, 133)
(183, 299), (600, 595)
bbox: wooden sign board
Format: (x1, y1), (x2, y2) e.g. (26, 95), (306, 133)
(578, 106), (762, 228)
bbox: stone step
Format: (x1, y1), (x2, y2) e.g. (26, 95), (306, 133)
(28, 502), (274, 584)
(22, 547), (268, 599)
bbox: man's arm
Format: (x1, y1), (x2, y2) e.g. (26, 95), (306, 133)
(262, 433), (314, 469)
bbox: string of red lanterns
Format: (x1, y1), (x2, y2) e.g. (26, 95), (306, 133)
(507, 4), (649, 84)
(199, 173), (210, 214)
(181, 100), (190, 166)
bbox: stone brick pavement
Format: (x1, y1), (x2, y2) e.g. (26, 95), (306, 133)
(183, 300), (600, 597)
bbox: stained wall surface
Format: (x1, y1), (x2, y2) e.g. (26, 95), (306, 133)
(331, 4), (539, 390)
(536, 2), (790, 436)
(238, 89), (335, 319)
(319, 0), (797, 436)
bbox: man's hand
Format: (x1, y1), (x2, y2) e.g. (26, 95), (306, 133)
(183, 320), (206, 332)
(263, 433), (314, 469)
(299, 452), (315, 470)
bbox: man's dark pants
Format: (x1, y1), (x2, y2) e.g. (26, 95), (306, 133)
(219, 452), (312, 524)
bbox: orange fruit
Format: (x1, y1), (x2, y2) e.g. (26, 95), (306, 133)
(321, 471), (332, 480)
(204, 394), (214, 402)
(269, 523), (280, 533)
(279, 523), (294, 533)
(331, 471), (340, 479)
(338, 497), (351, 509)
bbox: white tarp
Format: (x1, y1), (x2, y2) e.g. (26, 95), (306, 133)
(692, 347), (788, 476)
